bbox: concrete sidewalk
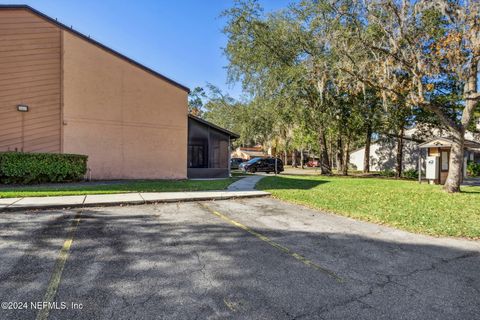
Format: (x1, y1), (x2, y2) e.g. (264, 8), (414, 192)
(0, 190), (270, 211)
(227, 174), (266, 191)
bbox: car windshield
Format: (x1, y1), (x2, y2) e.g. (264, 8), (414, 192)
(246, 157), (262, 164)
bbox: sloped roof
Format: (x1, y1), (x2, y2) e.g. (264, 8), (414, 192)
(0, 4), (190, 93)
(238, 147), (263, 152)
(188, 114), (240, 139)
(419, 137), (480, 150)
(241, 151), (267, 157)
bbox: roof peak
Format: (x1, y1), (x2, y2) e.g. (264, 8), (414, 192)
(0, 4), (190, 93)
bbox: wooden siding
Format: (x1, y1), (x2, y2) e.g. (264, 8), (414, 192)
(0, 8), (61, 153)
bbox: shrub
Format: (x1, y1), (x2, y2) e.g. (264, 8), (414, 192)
(378, 169), (395, 177)
(402, 169), (418, 180)
(0, 152), (88, 184)
(467, 161), (480, 177)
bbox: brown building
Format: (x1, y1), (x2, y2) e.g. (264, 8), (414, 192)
(231, 146), (268, 160)
(0, 5), (238, 179)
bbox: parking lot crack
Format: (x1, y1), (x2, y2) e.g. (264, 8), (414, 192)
(294, 286), (377, 319)
(295, 272), (413, 319)
(192, 250), (215, 296)
(375, 252), (479, 281)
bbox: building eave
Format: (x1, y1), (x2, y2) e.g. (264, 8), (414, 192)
(188, 114), (240, 139)
(419, 137), (480, 150)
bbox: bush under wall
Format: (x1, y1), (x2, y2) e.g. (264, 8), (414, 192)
(467, 161), (480, 177)
(378, 169), (395, 177)
(402, 169), (419, 180)
(0, 152), (88, 184)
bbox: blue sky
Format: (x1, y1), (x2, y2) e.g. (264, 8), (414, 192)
(0, 0), (291, 99)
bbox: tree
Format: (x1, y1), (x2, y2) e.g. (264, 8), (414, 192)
(328, 0), (480, 192)
(359, 88), (383, 173)
(291, 109), (319, 169)
(221, 0), (480, 187)
(381, 99), (415, 178)
(222, 0), (344, 174)
(197, 83), (279, 148)
(188, 87), (206, 116)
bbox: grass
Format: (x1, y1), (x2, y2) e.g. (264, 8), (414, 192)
(0, 178), (238, 198)
(231, 170), (249, 177)
(257, 175), (480, 238)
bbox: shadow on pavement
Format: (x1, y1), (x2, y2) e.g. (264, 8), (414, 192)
(0, 206), (478, 320)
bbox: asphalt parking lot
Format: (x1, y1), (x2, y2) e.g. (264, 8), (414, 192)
(0, 197), (479, 320)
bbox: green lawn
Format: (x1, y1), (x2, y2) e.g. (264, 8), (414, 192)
(231, 170), (249, 177)
(257, 175), (480, 238)
(0, 178), (237, 198)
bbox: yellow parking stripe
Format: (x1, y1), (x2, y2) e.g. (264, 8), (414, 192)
(198, 202), (343, 283)
(36, 212), (82, 320)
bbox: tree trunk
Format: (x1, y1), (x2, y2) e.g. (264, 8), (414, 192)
(444, 132), (465, 193)
(336, 137), (344, 173)
(443, 60), (478, 193)
(329, 139), (335, 170)
(292, 150), (297, 168)
(318, 126), (332, 174)
(363, 125), (372, 173)
(395, 128), (404, 178)
(342, 138), (350, 176)
(300, 148), (304, 169)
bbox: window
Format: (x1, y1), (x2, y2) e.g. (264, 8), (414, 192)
(246, 157), (262, 165)
(441, 151), (449, 171)
(188, 145), (207, 168)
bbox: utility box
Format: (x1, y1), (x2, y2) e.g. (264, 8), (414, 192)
(426, 156), (439, 181)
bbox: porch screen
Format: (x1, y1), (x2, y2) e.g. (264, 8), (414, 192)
(209, 130), (229, 168)
(188, 120), (208, 168)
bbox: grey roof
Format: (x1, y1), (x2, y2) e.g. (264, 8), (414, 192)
(419, 137), (480, 150)
(188, 114), (240, 139)
(0, 4), (190, 93)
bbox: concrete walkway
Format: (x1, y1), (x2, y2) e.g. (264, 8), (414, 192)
(227, 174), (266, 191)
(0, 190), (270, 212)
(0, 175), (270, 212)
(462, 177), (480, 187)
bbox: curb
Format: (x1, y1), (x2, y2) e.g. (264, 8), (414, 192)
(0, 192), (271, 212)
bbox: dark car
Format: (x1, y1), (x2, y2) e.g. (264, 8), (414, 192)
(241, 157), (284, 174)
(230, 157), (245, 170)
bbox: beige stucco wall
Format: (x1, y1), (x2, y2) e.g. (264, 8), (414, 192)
(0, 8), (61, 153)
(61, 31), (188, 179)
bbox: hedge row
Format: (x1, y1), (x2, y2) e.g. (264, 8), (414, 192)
(0, 152), (88, 184)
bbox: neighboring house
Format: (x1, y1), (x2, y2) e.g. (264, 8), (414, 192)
(0, 5), (237, 179)
(231, 146), (267, 160)
(419, 137), (480, 184)
(350, 127), (421, 172)
(350, 123), (480, 181)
